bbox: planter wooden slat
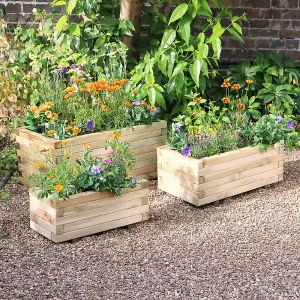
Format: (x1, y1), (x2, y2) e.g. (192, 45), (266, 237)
(17, 121), (167, 186)
(157, 143), (284, 206)
(30, 180), (149, 243)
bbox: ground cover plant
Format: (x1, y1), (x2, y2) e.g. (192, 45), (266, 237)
(30, 135), (137, 200)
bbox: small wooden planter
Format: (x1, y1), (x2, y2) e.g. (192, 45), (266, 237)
(157, 143), (284, 207)
(30, 180), (149, 243)
(16, 121), (167, 186)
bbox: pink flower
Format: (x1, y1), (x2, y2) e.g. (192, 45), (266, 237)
(104, 159), (111, 165)
(188, 135), (193, 140)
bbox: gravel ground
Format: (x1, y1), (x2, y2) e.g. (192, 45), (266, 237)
(1, 152), (300, 300)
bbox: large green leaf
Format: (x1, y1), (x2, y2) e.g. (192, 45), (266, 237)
(55, 15), (68, 34)
(169, 3), (188, 24)
(148, 87), (156, 105)
(208, 22), (225, 43)
(67, 0), (77, 14)
(161, 29), (176, 49)
(68, 23), (80, 36)
(178, 16), (192, 45)
(189, 59), (201, 87)
(155, 90), (167, 110)
(227, 28), (244, 43)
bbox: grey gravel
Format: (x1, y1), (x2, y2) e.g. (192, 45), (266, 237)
(1, 152), (300, 300)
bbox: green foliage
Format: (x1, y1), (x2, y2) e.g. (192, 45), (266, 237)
(30, 138), (137, 200)
(0, 149), (18, 181)
(129, 0), (247, 116)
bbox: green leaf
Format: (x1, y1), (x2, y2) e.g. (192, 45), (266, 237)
(158, 58), (168, 76)
(169, 3), (188, 24)
(68, 23), (80, 36)
(148, 87), (156, 105)
(189, 59), (201, 87)
(232, 22), (242, 35)
(208, 22), (225, 43)
(55, 15), (68, 34)
(167, 51), (176, 77)
(147, 72), (155, 85)
(51, 0), (66, 6)
(227, 27), (244, 43)
(192, 0), (199, 9)
(161, 29), (176, 49)
(67, 0), (77, 14)
(267, 67), (278, 76)
(94, 36), (106, 49)
(155, 90), (166, 110)
(178, 16), (192, 45)
(212, 37), (222, 59)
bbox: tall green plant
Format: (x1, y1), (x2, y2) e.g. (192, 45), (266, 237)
(128, 0), (246, 116)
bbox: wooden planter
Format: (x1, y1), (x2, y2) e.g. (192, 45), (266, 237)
(30, 180), (149, 243)
(16, 121), (167, 186)
(157, 143), (284, 207)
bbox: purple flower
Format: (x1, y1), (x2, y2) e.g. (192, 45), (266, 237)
(132, 99), (141, 105)
(70, 64), (78, 69)
(57, 67), (68, 73)
(86, 120), (94, 132)
(174, 122), (182, 132)
(156, 107), (161, 114)
(104, 159), (111, 165)
(109, 151), (115, 156)
(181, 146), (192, 157)
(287, 120), (294, 129)
(78, 65), (85, 71)
(91, 165), (101, 175)
(277, 115), (283, 123)
(131, 178), (137, 185)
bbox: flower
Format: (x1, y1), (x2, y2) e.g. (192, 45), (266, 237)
(149, 105), (156, 111)
(67, 87), (76, 92)
(32, 8), (37, 13)
(35, 162), (44, 169)
(111, 133), (121, 139)
(34, 111), (40, 118)
(52, 113), (58, 119)
(91, 165), (101, 175)
(57, 67), (68, 73)
(61, 140), (67, 146)
(72, 127), (81, 136)
(132, 99), (141, 105)
(65, 92), (73, 99)
(39, 104), (49, 111)
(123, 101), (133, 107)
(221, 97), (230, 104)
(74, 78), (84, 84)
(132, 178), (137, 185)
(109, 151), (115, 155)
(268, 103), (273, 108)
(49, 174), (55, 179)
(40, 148), (49, 153)
(47, 130), (56, 135)
(86, 120), (94, 132)
(156, 106), (161, 114)
(30, 105), (39, 112)
(101, 104), (109, 112)
(221, 79), (231, 88)
(84, 143), (91, 148)
(132, 89), (138, 94)
(70, 64), (78, 69)
(174, 123), (182, 131)
(70, 121), (77, 125)
(66, 126), (73, 130)
(277, 115), (283, 123)
(104, 159), (111, 165)
(287, 120), (294, 129)
(53, 184), (63, 193)
(193, 97), (202, 102)
(246, 79), (254, 84)
(232, 84), (241, 91)
(292, 79), (297, 85)
(188, 135), (193, 140)
(237, 103), (245, 110)
(181, 146), (192, 157)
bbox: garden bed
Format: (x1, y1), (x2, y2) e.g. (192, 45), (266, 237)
(16, 121), (167, 186)
(157, 142), (284, 206)
(29, 180), (149, 243)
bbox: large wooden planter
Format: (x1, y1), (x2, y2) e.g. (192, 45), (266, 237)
(157, 143), (284, 207)
(16, 121), (167, 186)
(30, 180), (149, 243)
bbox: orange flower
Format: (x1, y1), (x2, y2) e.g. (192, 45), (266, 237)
(70, 121), (77, 125)
(74, 78), (84, 84)
(221, 79), (231, 88)
(237, 103), (245, 110)
(101, 104), (109, 112)
(72, 127), (81, 137)
(66, 155), (72, 159)
(30, 105), (39, 112)
(193, 97), (202, 102)
(141, 100), (147, 106)
(292, 79), (297, 85)
(66, 126), (73, 130)
(123, 101), (133, 107)
(132, 89), (138, 94)
(84, 143), (91, 148)
(111, 133), (121, 139)
(49, 174), (55, 179)
(232, 84), (241, 91)
(47, 130), (56, 135)
(221, 97), (230, 104)
(35, 162), (44, 169)
(61, 140), (67, 146)
(67, 87), (76, 92)
(52, 113), (59, 119)
(246, 79), (254, 84)
(40, 148), (49, 153)
(53, 184), (63, 193)
(65, 92), (73, 99)
(149, 105), (156, 111)
(39, 103), (49, 111)
(45, 111), (53, 119)
(34, 111), (40, 118)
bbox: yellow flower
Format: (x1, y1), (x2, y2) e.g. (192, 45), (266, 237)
(45, 101), (54, 107)
(149, 105), (156, 111)
(141, 100), (147, 106)
(101, 104), (109, 112)
(65, 92), (73, 99)
(39, 103), (49, 111)
(246, 79), (254, 84)
(34, 111), (40, 118)
(35, 162), (44, 169)
(53, 184), (63, 193)
(30, 105), (39, 112)
(292, 79), (297, 85)
(72, 127), (81, 137)
(84, 143), (91, 148)
(111, 133), (121, 139)
(268, 103), (273, 108)
(52, 113), (59, 119)
(61, 140), (67, 146)
(49, 174), (55, 179)
(65, 155), (72, 159)
(45, 111), (53, 119)
(66, 126), (73, 130)
(132, 89), (138, 94)
(47, 130), (56, 135)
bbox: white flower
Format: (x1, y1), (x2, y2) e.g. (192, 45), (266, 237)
(1, 23), (7, 29)
(32, 8), (37, 13)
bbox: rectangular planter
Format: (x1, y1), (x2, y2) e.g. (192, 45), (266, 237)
(157, 143), (284, 207)
(30, 180), (149, 243)
(16, 120), (167, 186)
